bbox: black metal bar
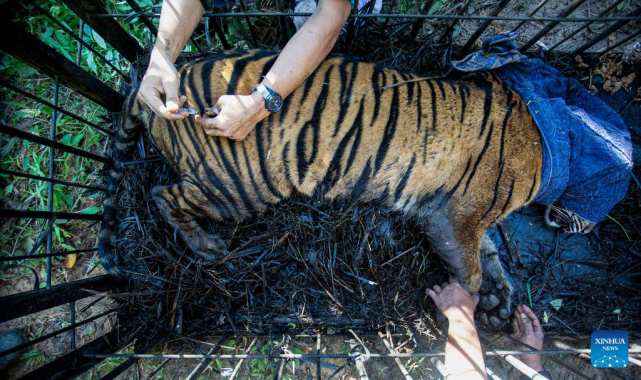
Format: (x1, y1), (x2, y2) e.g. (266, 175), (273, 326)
(0, 309), (116, 358)
(0, 80), (114, 136)
(46, 77), (59, 290)
(58, 0), (144, 63)
(84, 348), (641, 360)
(98, 335), (166, 380)
(30, 3), (128, 79)
(18, 330), (125, 380)
(600, 29), (641, 55)
(276, 0), (290, 47)
(76, 20), (84, 65)
(70, 302), (76, 350)
(0, 168), (106, 192)
(483, 332), (594, 380)
(520, 0), (590, 52)
(210, 14), (231, 49)
(123, 0), (158, 36)
(344, 0), (359, 52)
(88, 12), (641, 22)
(0, 124), (112, 164)
(0, 26), (123, 111)
(461, 0), (512, 53)
(572, 7), (641, 54)
(0, 248), (98, 262)
(237, 0), (259, 48)
(0, 210), (103, 221)
(0, 274), (115, 323)
(512, 0), (553, 30)
(548, 0), (625, 51)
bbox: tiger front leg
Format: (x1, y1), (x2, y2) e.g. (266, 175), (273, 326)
(476, 234), (513, 327)
(152, 183), (228, 262)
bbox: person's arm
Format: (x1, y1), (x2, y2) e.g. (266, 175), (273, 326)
(195, 0), (351, 139)
(428, 279), (488, 380)
(139, 0), (204, 120)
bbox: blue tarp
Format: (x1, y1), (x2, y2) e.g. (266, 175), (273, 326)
(452, 32), (633, 223)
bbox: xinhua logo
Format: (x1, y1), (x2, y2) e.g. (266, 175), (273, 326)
(591, 330), (628, 368)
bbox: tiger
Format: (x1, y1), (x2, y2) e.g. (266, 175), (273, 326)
(98, 49), (595, 326)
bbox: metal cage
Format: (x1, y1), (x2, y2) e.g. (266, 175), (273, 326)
(1, 0), (641, 379)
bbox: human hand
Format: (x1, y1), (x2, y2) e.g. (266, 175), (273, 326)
(195, 92), (270, 140)
(138, 49), (188, 120)
(427, 278), (479, 321)
(511, 305), (544, 370)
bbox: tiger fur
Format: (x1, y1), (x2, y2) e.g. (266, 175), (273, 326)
(99, 50), (545, 325)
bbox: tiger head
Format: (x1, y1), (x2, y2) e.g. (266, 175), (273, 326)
(544, 204), (596, 234)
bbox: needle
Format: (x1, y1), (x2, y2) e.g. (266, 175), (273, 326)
(177, 108), (200, 115)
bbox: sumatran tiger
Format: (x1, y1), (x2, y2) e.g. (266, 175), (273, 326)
(98, 50), (595, 326)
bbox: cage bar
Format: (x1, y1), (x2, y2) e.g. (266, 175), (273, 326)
(0, 26), (123, 111)
(0, 81), (114, 136)
(378, 332), (413, 380)
(0, 274), (115, 322)
(18, 331), (126, 380)
(512, 0), (553, 30)
(185, 335), (230, 379)
(89, 12), (641, 22)
(228, 338), (257, 380)
(123, 0), (158, 36)
(0, 124), (112, 164)
(30, 3), (128, 79)
(548, 0), (626, 52)
(0, 209), (103, 220)
(0, 309), (116, 358)
(0, 248), (98, 263)
(572, 7), (641, 54)
(461, 0), (512, 53)
(58, 0), (144, 62)
(600, 29), (641, 55)
(520, 0), (590, 52)
(0, 168), (106, 192)
(44, 77), (60, 289)
(98, 335), (166, 380)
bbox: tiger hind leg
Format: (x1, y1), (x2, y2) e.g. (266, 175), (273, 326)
(151, 182), (229, 262)
(477, 234), (513, 327)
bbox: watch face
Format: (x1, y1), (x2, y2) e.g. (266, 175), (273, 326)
(267, 95), (283, 112)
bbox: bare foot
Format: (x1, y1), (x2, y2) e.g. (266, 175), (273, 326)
(511, 305), (544, 371)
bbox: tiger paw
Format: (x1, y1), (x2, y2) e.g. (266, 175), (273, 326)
(477, 236), (513, 327)
(188, 232), (228, 263)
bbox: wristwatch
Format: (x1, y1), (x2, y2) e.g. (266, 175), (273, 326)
(253, 83), (283, 113)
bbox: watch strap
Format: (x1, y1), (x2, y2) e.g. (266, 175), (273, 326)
(253, 83), (274, 100)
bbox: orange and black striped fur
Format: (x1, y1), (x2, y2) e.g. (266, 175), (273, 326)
(100, 50), (543, 324)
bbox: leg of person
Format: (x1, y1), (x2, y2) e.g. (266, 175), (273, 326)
(151, 180), (230, 262)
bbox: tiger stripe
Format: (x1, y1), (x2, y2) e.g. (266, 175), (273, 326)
(103, 51), (543, 295)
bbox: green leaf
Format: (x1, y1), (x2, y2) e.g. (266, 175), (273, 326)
(86, 53), (98, 75)
(81, 206), (101, 214)
(91, 29), (107, 49)
(613, 308), (621, 314)
(526, 282), (533, 309)
(549, 299), (563, 311)
(428, 1), (445, 15)
(543, 310), (548, 323)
